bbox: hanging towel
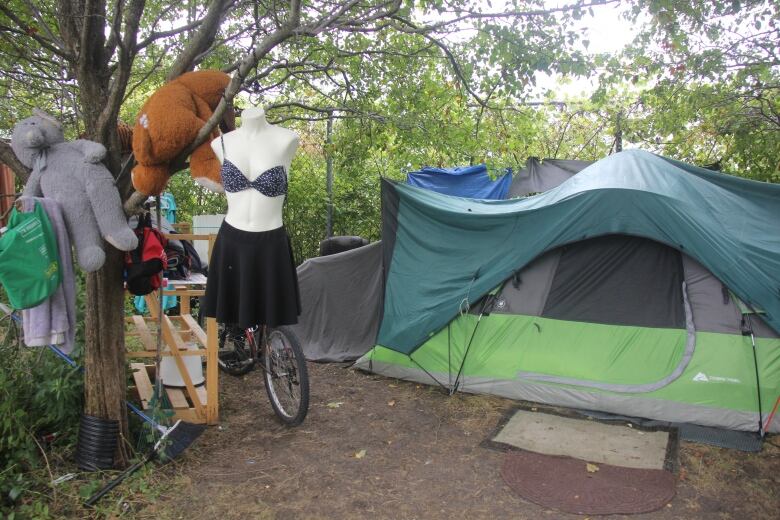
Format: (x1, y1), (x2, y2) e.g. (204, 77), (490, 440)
(20, 197), (77, 353)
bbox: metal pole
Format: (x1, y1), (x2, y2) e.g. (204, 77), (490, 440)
(325, 112), (333, 238)
(155, 196), (164, 400)
(745, 314), (765, 436)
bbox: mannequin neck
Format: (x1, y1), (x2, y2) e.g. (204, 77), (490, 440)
(240, 107), (268, 133)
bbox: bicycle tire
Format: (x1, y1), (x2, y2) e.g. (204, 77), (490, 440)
(262, 326), (309, 426)
(217, 324), (254, 376)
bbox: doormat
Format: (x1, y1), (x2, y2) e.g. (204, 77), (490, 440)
(677, 424), (763, 452)
(501, 449), (677, 515)
(485, 408), (677, 471)
(574, 409), (764, 452)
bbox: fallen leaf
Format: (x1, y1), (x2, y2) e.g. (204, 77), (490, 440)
(326, 401), (344, 408)
(627, 423), (633, 428)
(388, 384), (398, 388)
(355, 449), (366, 459)
(586, 463), (599, 473)
(387, 400), (396, 407)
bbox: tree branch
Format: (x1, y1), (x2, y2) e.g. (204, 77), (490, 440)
(166, 0), (233, 80)
(122, 45), (174, 103)
(421, 0), (619, 33)
(20, 0), (66, 49)
(78, 0), (105, 78)
(97, 0), (145, 142)
(103, 0), (123, 60)
(0, 142), (31, 182)
(135, 19), (205, 51)
(0, 4), (72, 59)
(390, 16), (486, 107)
(178, 27), (301, 161)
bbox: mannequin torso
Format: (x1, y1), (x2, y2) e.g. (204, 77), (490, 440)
(211, 107), (299, 232)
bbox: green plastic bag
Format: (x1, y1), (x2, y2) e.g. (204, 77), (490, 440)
(0, 201), (61, 309)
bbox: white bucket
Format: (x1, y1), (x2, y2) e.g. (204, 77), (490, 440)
(160, 343), (205, 387)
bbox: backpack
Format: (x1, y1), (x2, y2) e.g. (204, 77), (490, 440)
(125, 212), (167, 296)
(164, 238), (191, 280)
(164, 234), (207, 279)
(182, 239), (206, 275)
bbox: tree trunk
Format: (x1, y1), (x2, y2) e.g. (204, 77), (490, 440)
(83, 246), (131, 466)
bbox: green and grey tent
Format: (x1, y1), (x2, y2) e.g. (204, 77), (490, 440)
(353, 150), (780, 433)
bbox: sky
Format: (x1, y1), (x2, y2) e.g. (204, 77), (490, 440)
(533, 1), (642, 99)
(420, 1), (645, 100)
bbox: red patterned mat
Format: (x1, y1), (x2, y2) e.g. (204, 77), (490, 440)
(501, 449), (677, 515)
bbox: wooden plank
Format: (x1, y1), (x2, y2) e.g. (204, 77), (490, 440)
(165, 387), (190, 409)
(127, 351), (157, 359)
(126, 316), (158, 323)
(173, 408), (203, 424)
(162, 289), (205, 296)
(162, 233), (210, 241)
(181, 314), (207, 347)
(208, 235), (216, 262)
(131, 315), (156, 351)
(160, 315), (206, 418)
(144, 293), (160, 319)
(130, 363), (153, 409)
(127, 350), (206, 359)
(206, 317), (219, 424)
(195, 385), (208, 408)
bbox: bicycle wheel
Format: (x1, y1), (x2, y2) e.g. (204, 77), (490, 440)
(262, 326), (309, 426)
(217, 324), (255, 376)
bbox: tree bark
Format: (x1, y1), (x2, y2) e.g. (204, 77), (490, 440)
(83, 247), (131, 465)
(0, 141), (31, 180)
(54, 0), (132, 467)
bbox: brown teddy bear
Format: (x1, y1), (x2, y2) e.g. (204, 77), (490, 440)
(131, 70), (235, 195)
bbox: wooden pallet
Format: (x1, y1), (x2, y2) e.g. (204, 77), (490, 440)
(126, 288), (218, 424)
(129, 362), (209, 424)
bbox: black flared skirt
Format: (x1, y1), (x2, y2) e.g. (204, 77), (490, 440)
(202, 222), (301, 329)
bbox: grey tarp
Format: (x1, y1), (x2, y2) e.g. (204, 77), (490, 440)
(291, 241), (383, 362)
(509, 157), (593, 197)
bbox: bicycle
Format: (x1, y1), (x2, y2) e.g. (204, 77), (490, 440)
(218, 324), (309, 426)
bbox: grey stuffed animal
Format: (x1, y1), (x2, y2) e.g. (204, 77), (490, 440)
(11, 110), (138, 272)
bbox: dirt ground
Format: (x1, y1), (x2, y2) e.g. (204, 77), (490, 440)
(137, 363), (780, 520)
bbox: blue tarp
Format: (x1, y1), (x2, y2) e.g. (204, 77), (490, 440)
(406, 164), (512, 200)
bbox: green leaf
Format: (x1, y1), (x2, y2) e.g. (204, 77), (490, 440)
(9, 485), (22, 501)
